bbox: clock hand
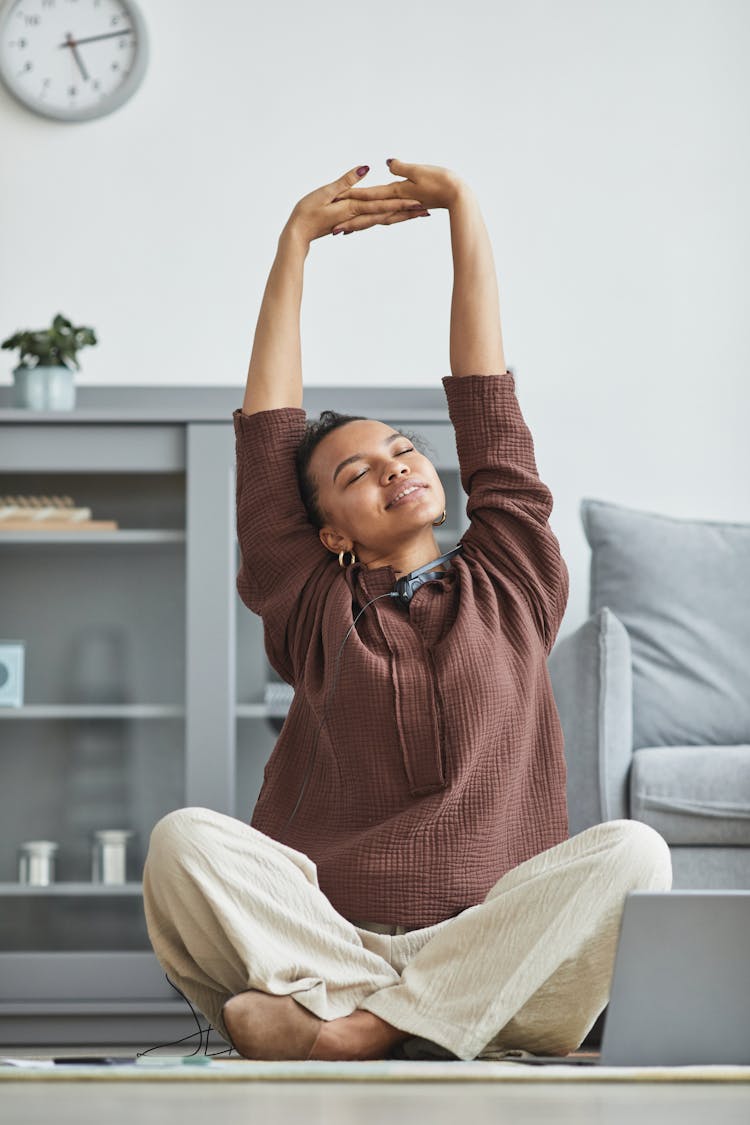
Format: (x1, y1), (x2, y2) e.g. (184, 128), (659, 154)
(61, 33), (89, 81)
(57, 29), (133, 49)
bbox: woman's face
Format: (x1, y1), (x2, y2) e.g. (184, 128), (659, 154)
(309, 419), (446, 560)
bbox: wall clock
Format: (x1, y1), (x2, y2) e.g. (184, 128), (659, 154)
(0, 0), (148, 122)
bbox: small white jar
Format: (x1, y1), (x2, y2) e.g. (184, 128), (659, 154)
(91, 830), (135, 884)
(18, 840), (59, 886)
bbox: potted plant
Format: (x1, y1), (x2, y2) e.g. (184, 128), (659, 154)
(2, 313), (97, 410)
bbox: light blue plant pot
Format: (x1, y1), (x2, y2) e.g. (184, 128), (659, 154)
(13, 364), (77, 411)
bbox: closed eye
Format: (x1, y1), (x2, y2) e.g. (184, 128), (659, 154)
(348, 449), (414, 485)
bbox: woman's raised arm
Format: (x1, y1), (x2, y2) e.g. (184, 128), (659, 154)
(448, 185), (507, 378)
(241, 227), (308, 416)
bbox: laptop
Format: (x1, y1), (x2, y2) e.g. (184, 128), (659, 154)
(507, 890), (750, 1067)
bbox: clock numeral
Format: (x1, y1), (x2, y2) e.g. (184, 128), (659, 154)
(68, 85), (77, 97)
(24, 15), (41, 26)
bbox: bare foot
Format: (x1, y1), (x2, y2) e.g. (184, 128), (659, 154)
(308, 1009), (410, 1061)
(222, 990), (323, 1061)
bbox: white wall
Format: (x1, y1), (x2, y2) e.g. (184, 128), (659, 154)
(1, 0), (748, 635)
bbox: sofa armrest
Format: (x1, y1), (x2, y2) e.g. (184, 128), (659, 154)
(547, 607), (634, 833)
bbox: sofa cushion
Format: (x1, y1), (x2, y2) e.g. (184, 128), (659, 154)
(631, 745), (750, 845)
(581, 498), (750, 751)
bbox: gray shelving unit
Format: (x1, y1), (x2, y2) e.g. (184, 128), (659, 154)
(0, 383), (468, 1045)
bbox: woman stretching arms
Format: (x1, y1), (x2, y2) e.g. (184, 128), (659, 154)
(143, 159), (672, 1063)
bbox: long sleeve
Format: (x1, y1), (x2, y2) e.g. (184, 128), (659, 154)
(233, 406), (334, 683)
(442, 371), (569, 654)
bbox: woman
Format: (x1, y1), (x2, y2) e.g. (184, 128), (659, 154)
(143, 159), (672, 1063)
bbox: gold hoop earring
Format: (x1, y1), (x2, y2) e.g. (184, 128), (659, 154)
(432, 509), (447, 527)
(338, 548), (357, 568)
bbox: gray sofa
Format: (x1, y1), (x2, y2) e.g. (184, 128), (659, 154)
(548, 498), (750, 890)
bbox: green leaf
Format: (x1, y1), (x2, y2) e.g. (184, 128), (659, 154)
(2, 314), (97, 363)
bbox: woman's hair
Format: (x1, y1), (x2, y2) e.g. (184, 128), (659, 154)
(295, 410), (432, 530)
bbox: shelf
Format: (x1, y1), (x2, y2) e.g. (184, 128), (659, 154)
(0, 705), (184, 719)
(0, 382), (453, 422)
(0, 704), (288, 719)
(236, 703), (284, 719)
(0, 530), (185, 545)
(0, 883), (143, 896)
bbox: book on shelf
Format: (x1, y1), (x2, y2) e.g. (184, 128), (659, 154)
(0, 494), (118, 531)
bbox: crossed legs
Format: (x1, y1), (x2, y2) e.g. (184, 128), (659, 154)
(143, 809), (672, 1061)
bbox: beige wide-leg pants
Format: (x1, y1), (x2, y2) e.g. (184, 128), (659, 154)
(142, 807), (672, 1061)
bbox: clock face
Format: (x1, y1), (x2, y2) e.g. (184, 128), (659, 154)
(0, 0), (148, 121)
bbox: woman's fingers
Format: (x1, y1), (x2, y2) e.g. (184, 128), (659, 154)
(386, 157), (413, 173)
(383, 209), (430, 226)
(332, 182), (412, 204)
(339, 196), (424, 213)
(330, 164), (371, 196)
(333, 158), (415, 201)
(332, 208), (430, 235)
(341, 200), (427, 224)
(331, 198), (425, 231)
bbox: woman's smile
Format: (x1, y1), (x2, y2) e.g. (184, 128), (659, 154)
(386, 484), (430, 510)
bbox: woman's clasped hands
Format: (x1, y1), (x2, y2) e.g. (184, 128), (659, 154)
(286, 158), (465, 245)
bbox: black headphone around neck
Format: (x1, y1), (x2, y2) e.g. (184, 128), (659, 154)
(351, 544), (463, 615)
(390, 544), (463, 607)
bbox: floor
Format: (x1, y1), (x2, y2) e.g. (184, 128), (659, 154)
(1, 1045), (748, 1124)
